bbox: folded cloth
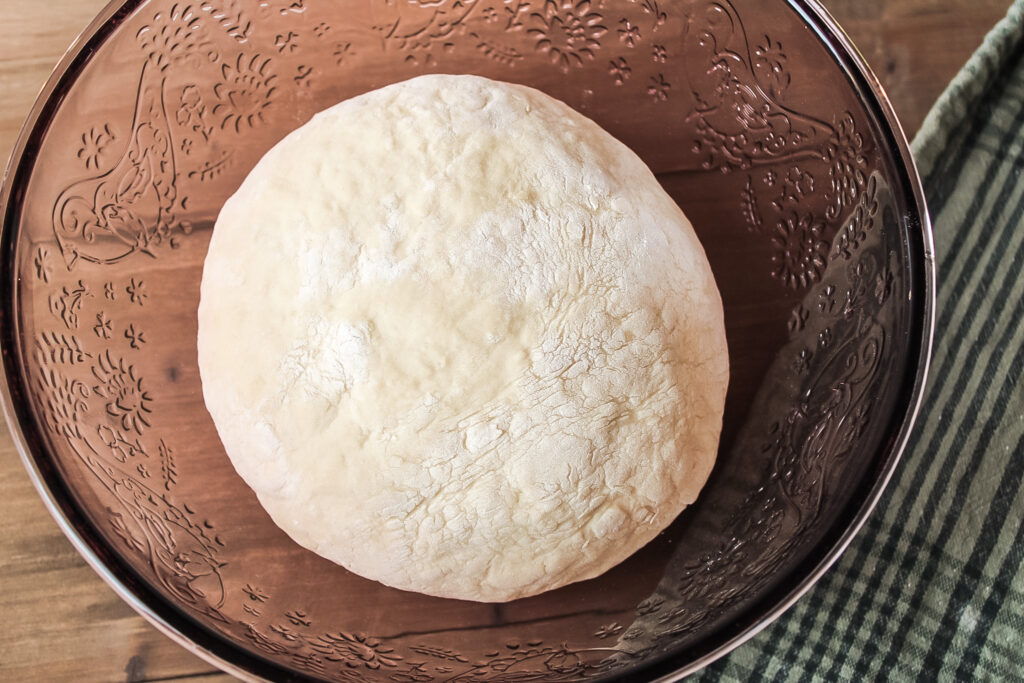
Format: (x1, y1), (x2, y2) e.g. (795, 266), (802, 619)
(697, 2), (1024, 679)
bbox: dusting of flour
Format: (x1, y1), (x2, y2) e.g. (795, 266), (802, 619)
(198, 74), (728, 602)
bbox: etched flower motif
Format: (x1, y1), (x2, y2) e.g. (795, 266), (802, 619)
(528, 0), (608, 72)
(214, 54), (278, 133)
(92, 351), (152, 434)
(788, 304), (810, 334)
(125, 324), (147, 349)
(594, 622), (624, 639)
(96, 424), (146, 463)
(294, 64), (313, 87)
(94, 312), (113, 339)
(274, 31), (299, 53)
(332, 41), (354, 66)
(77, 125), (115, 171)
(618, 18), (640, 47)
(651, 44), (667, 62)
(608, 57), (631, 85)
(243, 583), (269, 602)
(647, 73), (670, 102)
(34, 246), (54, 283)
(818, 327), (833, 348)
(104, 281), (116, 301)
(772, 166), (815, 210)
(176, 84), (212, 143)
(269, 624), (302, 642)
(481, 6), (499, 22)
(770, 213), (829, 289)
(126, 277), (148, 306)
(285, 610), (312, 627)
(308, 632), (401, 670)
(795, 347), (813, 375)
(754, 35), (790, 94)
(818, 283), (838, 314)
(824, 113), (868, 219)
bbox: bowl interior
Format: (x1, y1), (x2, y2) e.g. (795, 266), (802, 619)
(3, 0), (927, 680)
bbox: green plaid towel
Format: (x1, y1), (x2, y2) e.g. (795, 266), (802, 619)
(697, 2), (1024, 680)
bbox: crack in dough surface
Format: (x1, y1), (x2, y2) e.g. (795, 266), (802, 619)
(198, 74), (729, 602)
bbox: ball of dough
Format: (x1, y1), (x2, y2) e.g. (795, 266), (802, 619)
(198, 74), (728, 602)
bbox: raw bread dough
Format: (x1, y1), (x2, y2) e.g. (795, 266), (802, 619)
(198, 74), (728, 602)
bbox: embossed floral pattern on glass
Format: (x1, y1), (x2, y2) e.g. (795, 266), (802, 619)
(3, 0), (929, 680)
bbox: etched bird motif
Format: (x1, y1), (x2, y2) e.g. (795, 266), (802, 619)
(682, 0), (833, 171)
(52, 60), (179, 269)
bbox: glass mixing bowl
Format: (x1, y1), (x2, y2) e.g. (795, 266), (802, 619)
(0, 0), (934, 679)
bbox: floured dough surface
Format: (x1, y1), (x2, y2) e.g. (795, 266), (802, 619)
(198, 74), (728, 602)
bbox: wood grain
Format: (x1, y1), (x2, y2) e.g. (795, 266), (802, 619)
(0, 0), (1011, 680)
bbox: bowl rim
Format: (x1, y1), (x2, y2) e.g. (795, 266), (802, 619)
(0, 1), (936, 680)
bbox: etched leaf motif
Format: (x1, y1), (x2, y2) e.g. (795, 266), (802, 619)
(637, 0), (667, 30)
(158, 439), (178, 490)
(741, 176), (763, 231)
(504, 0), (529, 29)
(832, 176), (879, 261)
(410, 645), (469, 663)
(200, 0), (252, 42)
(49, 281), (90, 329)
(136, 4), (204, 71)
(259, 0), (306, 16)
(36, 331), (92, 366)
(35, 365), (90, 442)
(372, 0), (479, 62)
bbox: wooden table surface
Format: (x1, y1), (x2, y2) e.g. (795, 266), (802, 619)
(0, 1), (1012, 681)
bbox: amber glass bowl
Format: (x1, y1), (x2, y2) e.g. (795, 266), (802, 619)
(0, 0), (933, 680)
